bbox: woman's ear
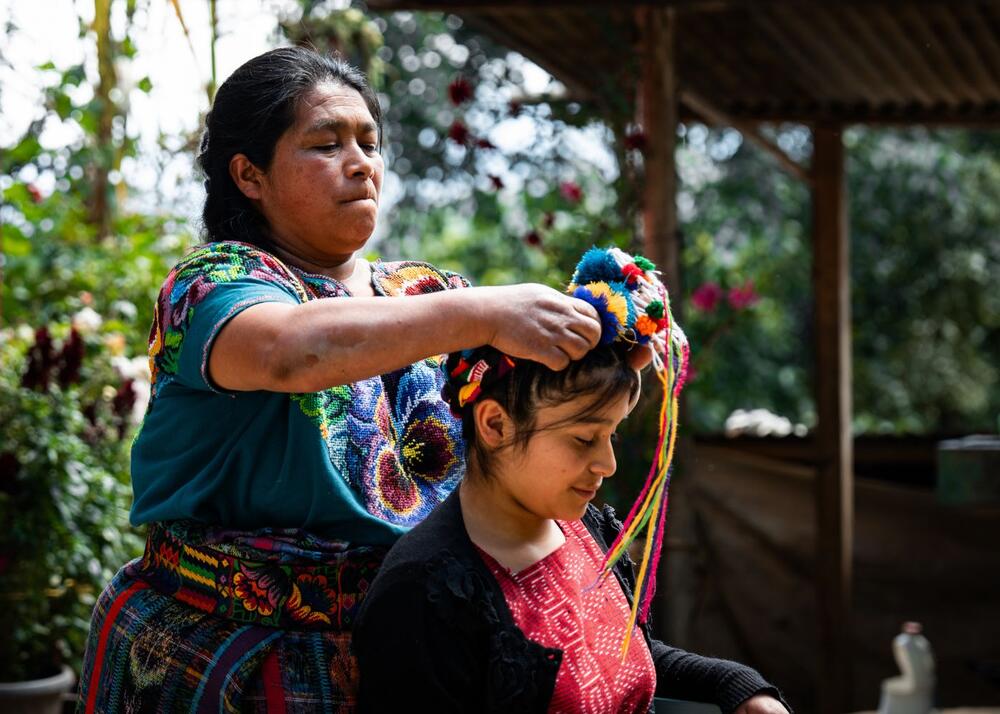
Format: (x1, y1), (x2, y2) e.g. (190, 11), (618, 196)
(229, 153), (265, 201)
(473, 399), (511, 449)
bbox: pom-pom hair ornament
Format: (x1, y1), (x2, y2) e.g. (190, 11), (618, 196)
(442, 246), (689, 656)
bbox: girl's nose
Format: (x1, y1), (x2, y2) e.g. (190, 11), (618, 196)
(591, 442), (617, 478)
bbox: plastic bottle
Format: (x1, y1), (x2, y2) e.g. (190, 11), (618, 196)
(877, 621), (936, 714)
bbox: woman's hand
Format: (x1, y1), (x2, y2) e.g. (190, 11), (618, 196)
(733, 694), (788, 714)
(478, 284), (603, 370)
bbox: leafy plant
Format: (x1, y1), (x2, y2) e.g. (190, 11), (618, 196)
(0, 323), (145, 681)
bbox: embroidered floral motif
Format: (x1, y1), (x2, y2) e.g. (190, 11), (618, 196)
(286, 573), (337, 626)
(232, 564), (286, 617)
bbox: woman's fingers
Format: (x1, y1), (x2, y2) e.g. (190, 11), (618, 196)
(485, 284), (604, 369)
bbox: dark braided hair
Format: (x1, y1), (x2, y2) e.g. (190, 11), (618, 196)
(197, 46), (382, 246)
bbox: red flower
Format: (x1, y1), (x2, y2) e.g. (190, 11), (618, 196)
(488, 174), (504, 191)
(448, 76), (474, 106)
(559, 181), (583, 203)
(26, 184), (43, 203)
(22, 326), (56, 391)
(475, 138), (496, 150)
(624, 129), (647, 152)
(56, 328), (85, 387)
(447, 121), (470, 145)
(691, 282), (723, 312)
(509, 100), (522, 117)
(523, 231), (542, 248)
(728, 281), (760, 310)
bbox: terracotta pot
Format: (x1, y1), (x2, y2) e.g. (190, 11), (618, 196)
(0, 665), (75, 714)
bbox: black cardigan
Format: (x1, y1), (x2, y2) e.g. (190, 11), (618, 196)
(353, 489), (789, 714)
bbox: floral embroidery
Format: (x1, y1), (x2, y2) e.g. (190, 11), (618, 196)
(286, 573), (337, 626)
(232, 564), (286, 617)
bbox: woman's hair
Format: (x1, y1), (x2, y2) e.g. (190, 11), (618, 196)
(197, 46), (382, 246)
(448, 346), (640, 480)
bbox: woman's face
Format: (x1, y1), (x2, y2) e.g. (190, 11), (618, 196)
(255, 81), (384, 263)
(494, 390), (633, 522)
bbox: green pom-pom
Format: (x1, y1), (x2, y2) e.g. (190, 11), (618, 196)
(645, 300), (664, 319)
(634, 255), (656, 272)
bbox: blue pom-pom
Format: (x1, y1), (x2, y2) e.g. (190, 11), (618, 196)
(571, 247), (622, 286)
(572, 285), (621, 345)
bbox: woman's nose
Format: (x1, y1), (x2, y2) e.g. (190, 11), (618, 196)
(344, 142), (377, 179)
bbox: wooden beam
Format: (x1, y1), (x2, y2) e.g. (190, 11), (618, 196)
(681, 89), (811, 184)
(811, 123), (854, 714)
(637, 5), (679, 289)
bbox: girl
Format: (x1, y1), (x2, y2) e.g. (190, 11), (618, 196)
(353, 249), (790, 713)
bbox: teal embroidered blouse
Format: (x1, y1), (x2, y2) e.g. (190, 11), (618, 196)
(130, 241), (468, 546)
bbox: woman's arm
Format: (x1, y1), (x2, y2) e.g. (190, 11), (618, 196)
(210, 283), (601, 392)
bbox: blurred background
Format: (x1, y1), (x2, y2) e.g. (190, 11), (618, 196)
(1, 1), (998, 712)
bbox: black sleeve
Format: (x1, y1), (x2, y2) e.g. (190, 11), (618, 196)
(649, 639), (791, 714)
(353, 575), (486, 713)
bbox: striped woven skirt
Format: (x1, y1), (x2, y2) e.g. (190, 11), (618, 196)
(76, 521), (387, 713)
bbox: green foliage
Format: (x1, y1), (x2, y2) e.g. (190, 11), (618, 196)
(0, 325), (144, 681)
(848, 127), (1000, 434)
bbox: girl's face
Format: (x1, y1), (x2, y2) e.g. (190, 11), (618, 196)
(493, 390), (634, 522)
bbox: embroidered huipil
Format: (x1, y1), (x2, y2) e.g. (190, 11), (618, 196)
(478, 519), (656, 713)
(130, 241), (467, 545)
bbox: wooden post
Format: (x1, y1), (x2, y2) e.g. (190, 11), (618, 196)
(638, 5), (678, 292)
(636, 5), (691, 648)
(811, 123), (854, 714)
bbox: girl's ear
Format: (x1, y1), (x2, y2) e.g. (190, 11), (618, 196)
(473, 399), (511, 449)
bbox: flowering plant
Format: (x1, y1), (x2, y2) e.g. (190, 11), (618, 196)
(0, 318), (145, 682)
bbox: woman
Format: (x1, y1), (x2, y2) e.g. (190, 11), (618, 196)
(354, 250), (791, 714)
(77, 47), (602, 712)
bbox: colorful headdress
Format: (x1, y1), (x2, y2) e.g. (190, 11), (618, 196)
(570, 247), (690, 657)
(442, 247), (690, 654)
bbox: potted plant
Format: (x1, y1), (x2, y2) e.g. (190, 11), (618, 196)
(0, 320), (144, 712)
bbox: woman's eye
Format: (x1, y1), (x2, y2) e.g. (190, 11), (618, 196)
(317, 144), (339, 152)
(575, 437), (595, 446)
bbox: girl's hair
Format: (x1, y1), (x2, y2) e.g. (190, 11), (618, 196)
(197, 46), (382, 246)
(455, 346), (640, 479)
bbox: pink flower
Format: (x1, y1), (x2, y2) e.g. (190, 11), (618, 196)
(559, 181), (583, 203)
(728, 281), (760, 310)
(508, 100), (522, 117)
(447, 121), (470, 145)
(475, 138), (496, 150)
(488, 175), (504, 191)
(691, 282), (723, 312)
(27, 184), (43, 203)
(447, 77), (473, 106)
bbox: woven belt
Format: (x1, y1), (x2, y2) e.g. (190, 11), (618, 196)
(133, 522), (386, 631)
